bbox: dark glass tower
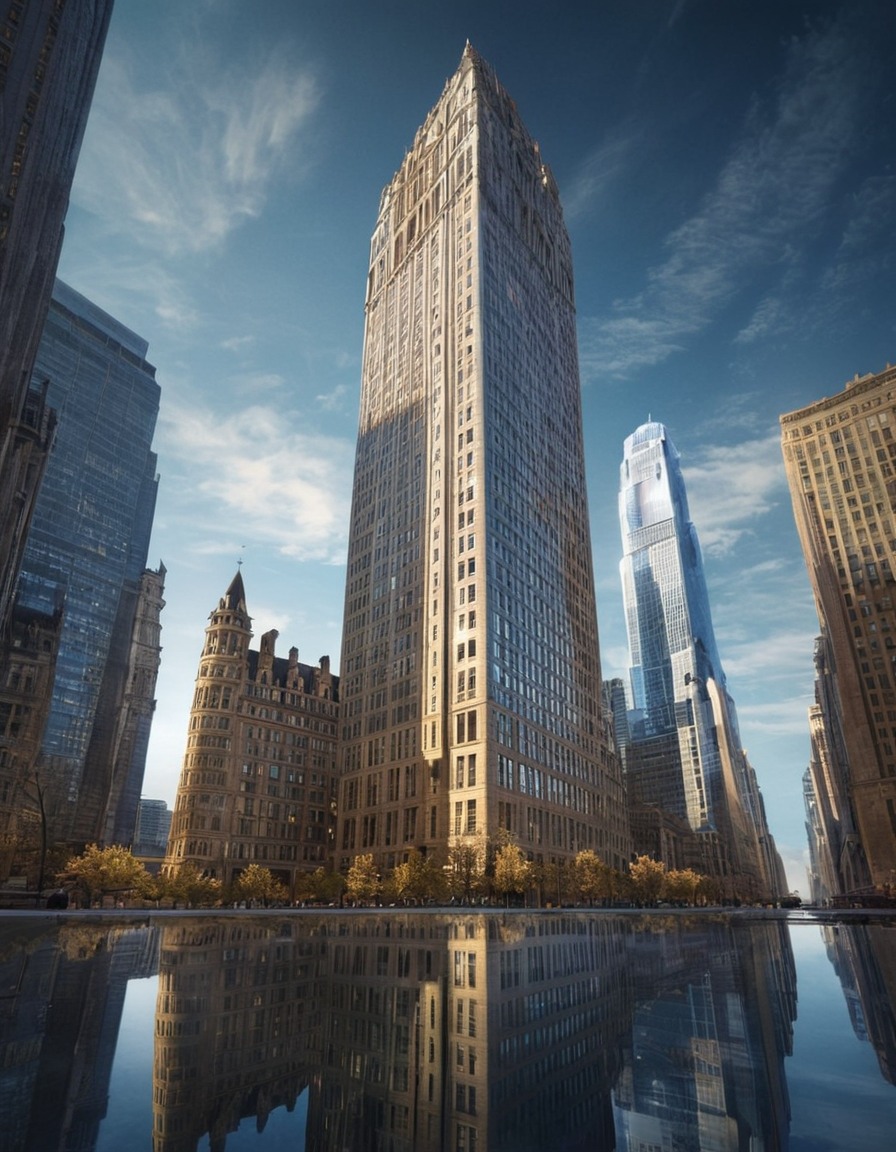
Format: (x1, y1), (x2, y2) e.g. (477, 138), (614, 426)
(17, 280), (161, 843)
(337, 45), (629, 875)
(0, 0), (114, 638)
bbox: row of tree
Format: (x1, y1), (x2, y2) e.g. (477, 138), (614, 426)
(56, 842), (713, 910)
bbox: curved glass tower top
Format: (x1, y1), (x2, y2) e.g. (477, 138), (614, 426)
(619, 421), (725, 734)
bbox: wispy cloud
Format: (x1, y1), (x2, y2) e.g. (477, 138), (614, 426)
(563, 128), (641, 222)
(159, 400), (353, 563)
(72, 44), (320, 257)
(221, 335), (256, 352)
(580, 15), (872, 378)
(681, 432), (786, 554)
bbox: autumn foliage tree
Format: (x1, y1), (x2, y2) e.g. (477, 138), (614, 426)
(60, 844), (150, 906)
(628, 855), (667, 906)
(345, 853), (380, 905)
(232, 864), (288, 906)
(165, 862), (221, 908)
(492, 843), (533, 906)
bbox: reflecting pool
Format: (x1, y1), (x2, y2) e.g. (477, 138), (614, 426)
(1, 909), (894, 1151)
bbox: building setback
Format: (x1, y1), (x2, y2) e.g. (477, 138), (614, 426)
(336, 44), (630, 877)
(163, 572), (339, 893)
(618, 421), (780, 897)
(781, 364), (896, 896)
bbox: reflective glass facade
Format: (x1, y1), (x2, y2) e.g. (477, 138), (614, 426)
(17, 280), (160, 839)
(619, 422), (773, 891)
(338, 46), (629, 874)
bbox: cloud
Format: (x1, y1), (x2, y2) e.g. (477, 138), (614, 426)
(158, 400), (353, 563)
(563, 129), (641, 222)
(315, 383), (350, 411)
(72, 44), (320, 257)
(221, 335), (256, 352)
(580, 15), (872, 378)
(681, 432), (786, 554)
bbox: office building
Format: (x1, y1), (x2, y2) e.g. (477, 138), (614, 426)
(0, 0), (113, 638)
(618, 420), (777, 896)
(781, 364), (896, 895)
(336, 44), (629, 877)
(163, 571), (339, 894)
(5, 280), (161, 847)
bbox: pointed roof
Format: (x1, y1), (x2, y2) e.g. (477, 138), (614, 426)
(222, 569), (246, 612)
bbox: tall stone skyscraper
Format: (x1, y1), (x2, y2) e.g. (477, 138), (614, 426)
(619, 421), (779, 896)
(781, 364), (896, 897)
(0, 0), (114, 639)
(336, 45), (629, 877)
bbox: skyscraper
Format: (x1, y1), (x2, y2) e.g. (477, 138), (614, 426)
(0, 0), (114, 639)
(336, 45), (629, 877)
(618, 421), (776, 895)
(781, 364), (896, 896)
(7, 280), (161, 846)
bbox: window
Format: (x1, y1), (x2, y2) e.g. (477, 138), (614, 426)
(466, 799), (477, 834)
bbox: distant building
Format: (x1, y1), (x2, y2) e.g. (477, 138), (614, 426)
(336, 44), (630, 878)
(134, 799), (173, 854)
(163, 572), (339, 894)
(618, 421), (780, 897)
(781, 364), (896, 896)
(0, 0), (113, 639)
(6, 281), (162, 848)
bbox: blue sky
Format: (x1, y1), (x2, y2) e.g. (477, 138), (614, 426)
(56, 0), (896, 892)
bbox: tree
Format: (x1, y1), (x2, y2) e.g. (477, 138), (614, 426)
(232, 864), (288, 907)
(61, 843), (150, 906)
(573, 849), (608, 906)
(492, 843), (533, 906)
(664, 868), (703, 906)
(386, 849), (444, 905)
(446, 838), (486, 903)
(538, 858), (575, 907)
(628, 855), (666, 906)
(345, 853), (380, 905)
(295, 867), (345, 905)
(165, 862), (222, 908)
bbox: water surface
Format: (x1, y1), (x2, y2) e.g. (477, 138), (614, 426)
(1, 909), (894, 1151)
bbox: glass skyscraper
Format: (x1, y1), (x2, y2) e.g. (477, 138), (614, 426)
(16, 280), (161, 842)
(619, 421), (776, 893)
(0, 0), (114, 638)
(336, 45), (629, 875)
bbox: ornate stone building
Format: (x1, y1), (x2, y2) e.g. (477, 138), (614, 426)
(337, 44), (630, 878)
(163, 572), (339, 894)
(781, 364), (896, 896)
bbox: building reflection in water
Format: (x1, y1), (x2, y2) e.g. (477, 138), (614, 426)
(3, 913), (896, 1150)
(150, 913), (794, 1152)
(0, 919), (158, 1152)
(822, 922), (896, 1085)
(612, 917), (795, 1152)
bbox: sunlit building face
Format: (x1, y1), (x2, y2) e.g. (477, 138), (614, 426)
(337, 45), (629, 874)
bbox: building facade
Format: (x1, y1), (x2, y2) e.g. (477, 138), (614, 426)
(336, 44), (629, 878)
(618, 421), (778, 896)
(0, 0), (113, 639)
(163, 572), (339, 894)
(5, 281), (161, 847)
(781, 364), (896, 895)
